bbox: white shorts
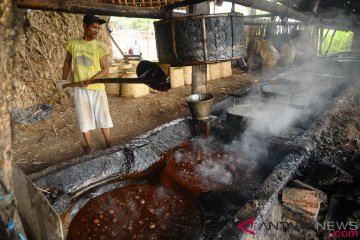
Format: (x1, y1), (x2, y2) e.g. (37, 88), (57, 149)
(74, 87), (113, 132)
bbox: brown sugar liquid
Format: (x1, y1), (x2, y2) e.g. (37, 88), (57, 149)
(67, 184), (202, 240)
(161, 141), (238, 196)
(68, 140), (245, 239)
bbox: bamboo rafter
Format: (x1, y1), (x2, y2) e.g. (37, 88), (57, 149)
(97, 0), (183, 8)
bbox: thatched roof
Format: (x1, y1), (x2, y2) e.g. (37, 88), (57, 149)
(97, 0), (184, 8)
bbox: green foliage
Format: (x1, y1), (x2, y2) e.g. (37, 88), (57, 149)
(321, 30), (354, 55)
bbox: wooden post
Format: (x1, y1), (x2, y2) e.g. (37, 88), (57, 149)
(325, 29), (337, 56)
(312, 0), (321, 14)
(313, 25), (319, 56)
(189, 1), (209, 94)
(319, 27), (323, 56)
(0, 0), (26, 238)
(192, 65), (207, 94)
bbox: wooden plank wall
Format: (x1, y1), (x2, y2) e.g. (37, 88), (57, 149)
(13, 166), (63, 240)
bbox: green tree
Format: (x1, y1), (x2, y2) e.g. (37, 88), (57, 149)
(321, 30), (354, 55)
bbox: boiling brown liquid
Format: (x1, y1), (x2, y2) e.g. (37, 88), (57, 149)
(68, 140), (239, 239)
(161, 141), (238, 196)
(67, 184), (202, 240)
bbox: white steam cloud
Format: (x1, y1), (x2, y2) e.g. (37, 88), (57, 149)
(186, 20), (356, 188)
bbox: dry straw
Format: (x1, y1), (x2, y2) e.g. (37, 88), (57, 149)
(105, 71), (123, 95)
(105, 83), (121, 95)
(220, 61), (232, 78)
(207, 65), (211, 81)
(208, 63), (221, 81)
(121, 71), (149, 98)
(170, 67), (184, 88)
(183, 66), (192, 86)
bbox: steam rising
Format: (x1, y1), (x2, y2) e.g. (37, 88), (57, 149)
(187, 29), (356, 187)
(195, 160), (233, 184)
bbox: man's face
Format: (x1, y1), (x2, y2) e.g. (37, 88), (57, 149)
(83, 22), (102, 40)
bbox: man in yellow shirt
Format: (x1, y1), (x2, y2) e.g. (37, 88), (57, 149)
(61, 15), (113, 154)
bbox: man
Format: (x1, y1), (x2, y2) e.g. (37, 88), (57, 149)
(61, 15), (113, 154)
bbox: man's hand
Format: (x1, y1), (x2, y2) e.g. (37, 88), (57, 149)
(56, 80), (68, 91)
(79, 80), (89, 88)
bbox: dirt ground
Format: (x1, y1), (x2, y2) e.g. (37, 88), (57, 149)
(13, 69), (257, 175)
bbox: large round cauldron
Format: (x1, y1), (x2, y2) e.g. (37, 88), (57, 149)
(154, 13), (246, 65)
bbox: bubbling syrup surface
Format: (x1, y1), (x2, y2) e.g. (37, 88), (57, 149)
(161, 141), (239, 196)
(67, 184), (202, 240)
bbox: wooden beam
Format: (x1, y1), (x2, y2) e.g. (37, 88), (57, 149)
(230, 0), (356, 28)
(282, 187), (321, 221)
(319, 27), (323, 56)
(243, 13), (275, 18)
(325, 29), (336, 56)
(243, 19), (303, 25)
(243, 19), (354, 31)
(229, 0), (314, 23)
(13, 166), (63, 240)
(312, 0), (321, 14)
(16, 0), (172, 19)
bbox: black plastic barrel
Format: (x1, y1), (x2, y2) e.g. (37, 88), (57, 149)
(154, 13), (247, 66)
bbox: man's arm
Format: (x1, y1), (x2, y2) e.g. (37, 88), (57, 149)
(89, 55), (109, 80)
(62, 51), (72, 80)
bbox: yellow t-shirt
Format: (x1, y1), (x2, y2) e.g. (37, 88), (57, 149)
(65, 38), (110, 91)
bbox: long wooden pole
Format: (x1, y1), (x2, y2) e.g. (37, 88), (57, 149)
(16, 0), (173, 19)
(325, 29), (337, 56)
(230, 0), (311, 22)
(243, 19), (303, 25)
(312, 0), (321, 14)
(319, 28), (323, 56)
(234, 0), (355, 29)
